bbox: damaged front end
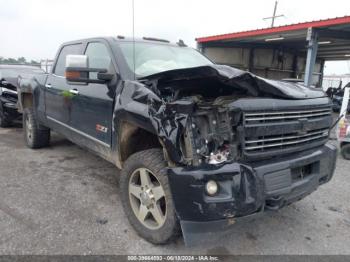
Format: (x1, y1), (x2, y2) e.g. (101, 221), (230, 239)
(120, 64), (337, 244)
(139, 64), (327, 167)
(0, 79), (20, 123)
(180, 97), (241, 166)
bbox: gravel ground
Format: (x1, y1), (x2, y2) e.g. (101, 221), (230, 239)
(0, 125), (349, 255)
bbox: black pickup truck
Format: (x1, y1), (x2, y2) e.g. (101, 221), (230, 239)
(18, 36), (337, 245)
(0, 65), (44, 127)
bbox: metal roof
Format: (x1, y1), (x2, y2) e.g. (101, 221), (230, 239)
(196, 16), (350, 61)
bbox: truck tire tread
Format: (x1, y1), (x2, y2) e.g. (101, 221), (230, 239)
(0, 103), (11, 128)
(23, 108), (50, 149)
(120, 148), (181, 244)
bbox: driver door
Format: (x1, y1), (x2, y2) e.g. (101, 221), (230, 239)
(69, 41), (115, 147)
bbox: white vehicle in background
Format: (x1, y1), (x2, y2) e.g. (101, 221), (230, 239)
(338, 85), (350, 159)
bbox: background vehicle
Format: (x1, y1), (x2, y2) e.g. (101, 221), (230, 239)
(330, 83), (350, 112)
(18, 37), (337, 245)
(337, 86), (350, 160)
(0, 65), (44, 127)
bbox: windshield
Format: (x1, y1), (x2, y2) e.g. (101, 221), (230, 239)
(118, 42), (212, 77)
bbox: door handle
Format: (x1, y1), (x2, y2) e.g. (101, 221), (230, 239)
(45, 83), (52, 88)
(69, 89), (79, 95)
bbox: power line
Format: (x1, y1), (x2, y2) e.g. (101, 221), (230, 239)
(263, 1), (284, 27)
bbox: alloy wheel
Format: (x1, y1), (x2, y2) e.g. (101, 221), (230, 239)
(128, 168), (167, 230)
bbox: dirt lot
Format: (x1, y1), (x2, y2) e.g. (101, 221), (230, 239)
(0, 126), (350, 255)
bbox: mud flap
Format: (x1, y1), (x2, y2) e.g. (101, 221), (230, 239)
(180, 212), (263, 247)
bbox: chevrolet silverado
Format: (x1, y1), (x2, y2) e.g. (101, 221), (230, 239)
(18, 36), (337, 244)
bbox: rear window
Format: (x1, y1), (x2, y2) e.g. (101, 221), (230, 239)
(54, 44), (82, 76)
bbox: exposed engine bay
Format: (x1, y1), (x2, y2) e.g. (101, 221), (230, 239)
(180, 96), (241, 166)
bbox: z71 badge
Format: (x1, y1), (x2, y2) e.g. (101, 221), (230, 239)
(96, 124), (108, 133)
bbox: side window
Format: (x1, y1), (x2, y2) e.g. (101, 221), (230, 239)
(53, 44), (82, 76)
(85, 42), (112, 79)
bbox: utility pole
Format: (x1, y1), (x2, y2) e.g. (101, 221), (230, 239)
(263, 1), (284, 27)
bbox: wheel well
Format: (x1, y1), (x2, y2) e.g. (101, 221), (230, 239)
(21, 93), (33, 110)
(119, 121), (162, 165)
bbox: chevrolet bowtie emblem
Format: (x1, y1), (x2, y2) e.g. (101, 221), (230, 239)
(298, 118), (308, 135)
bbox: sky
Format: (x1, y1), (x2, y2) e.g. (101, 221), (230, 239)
(0, 0), (349, 74)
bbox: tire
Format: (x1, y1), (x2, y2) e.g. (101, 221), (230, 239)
(341, 143), (350, 160)
(120, 148), (180, 244)
(0, 103), (11, 128)
(23, 108), (50, 148)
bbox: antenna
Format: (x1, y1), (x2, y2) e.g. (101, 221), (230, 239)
(132, 0), (136, 80)
(263, 1), (284, 27)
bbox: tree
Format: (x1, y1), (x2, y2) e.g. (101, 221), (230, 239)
(17, 57), (27, 64)
(5, 58), (17, 64)
(30, 60), (40, 65)
(0, 57), (41, 65)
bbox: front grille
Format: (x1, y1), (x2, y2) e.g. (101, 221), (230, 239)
(242, 106), (332, 157)
(245, 128), (329, 152)
(244, 108), (331, 124)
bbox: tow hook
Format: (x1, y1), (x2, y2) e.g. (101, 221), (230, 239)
(265, 196), (284, 211)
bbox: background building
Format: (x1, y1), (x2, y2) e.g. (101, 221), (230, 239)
(196, 16), (350, 88)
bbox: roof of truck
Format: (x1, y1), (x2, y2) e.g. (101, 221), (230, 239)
(60, 36), (184, 47)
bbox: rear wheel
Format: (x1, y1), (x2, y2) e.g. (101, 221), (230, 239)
(23, 108), (50, 148)
(120, 149), (180, 244)
(341, 143), (350, 160)
(0, 103), (10, 128)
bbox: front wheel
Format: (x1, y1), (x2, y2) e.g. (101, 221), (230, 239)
(120, 149), (180, 244)
(23, 108), (50, 148)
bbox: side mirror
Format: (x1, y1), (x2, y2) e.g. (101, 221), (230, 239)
(65, 55), (114, 84)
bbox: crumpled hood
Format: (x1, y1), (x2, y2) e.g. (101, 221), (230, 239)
(140, 64), (326, 100)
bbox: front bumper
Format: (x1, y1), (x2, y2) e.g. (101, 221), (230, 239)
(1, 100), (21, 122)
(167, 143), (337, 240)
